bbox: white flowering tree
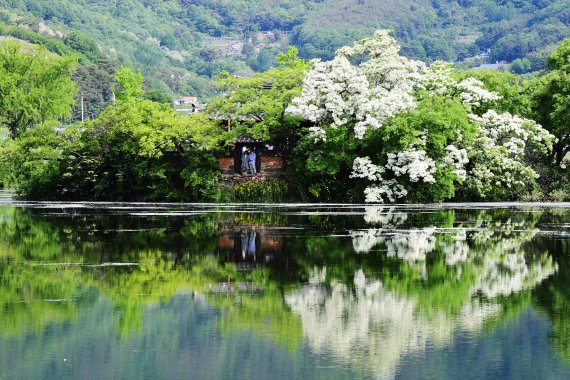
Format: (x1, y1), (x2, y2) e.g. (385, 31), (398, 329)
(287, 30), (554, 202)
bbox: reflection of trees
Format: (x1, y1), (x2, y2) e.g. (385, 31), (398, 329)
(1, 203), (570, 375)
(0, 206), (302, 348)
(532, 224), (570, 363)
(0, 207), (94, 335)
(284, 207), (559, 378)
(351, 208), (556, 304)
(0, 262), (93, 336)
(286, 270), (509, 379)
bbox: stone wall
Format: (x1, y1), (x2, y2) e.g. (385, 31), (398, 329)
(219, 172), (282, 187)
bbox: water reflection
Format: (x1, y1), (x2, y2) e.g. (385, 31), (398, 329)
(217, 228), (281, 266)
(286, 206), (563, 377)
(0, 203), (570, 378)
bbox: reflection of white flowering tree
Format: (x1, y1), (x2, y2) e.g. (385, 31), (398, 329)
(287, 30), (554, 202)
(285, 271), (506, 379)
(286, 209), (558, 377)
(352, 208), (557, 297)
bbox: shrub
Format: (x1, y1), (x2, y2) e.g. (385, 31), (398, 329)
(229, 180), (290, 203)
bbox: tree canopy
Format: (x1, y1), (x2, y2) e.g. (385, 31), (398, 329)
(287, 31), (554, 202)
(529, 37), (570, 165)
(0, 40), (77, 138)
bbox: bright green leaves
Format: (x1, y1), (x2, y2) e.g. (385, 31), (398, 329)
(0, 41), (77, 138)
(207, 49), (308, 152)
(114, 66), (144, 102)
(3, 123), (64, 199)
(528, 38), (570, 165)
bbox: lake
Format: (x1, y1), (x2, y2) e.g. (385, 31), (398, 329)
(1, 198), (570, 379)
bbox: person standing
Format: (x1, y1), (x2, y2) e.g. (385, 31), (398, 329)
(248, 148), (257, 175)
(241, 147), (249, 174)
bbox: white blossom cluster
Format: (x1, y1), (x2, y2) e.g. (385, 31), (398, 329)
(287, 29), (554, 202)
(351, 148), (437, 203)
(308, 266), (327, 285)
(441, 229), (470, 266)
(417, 61), (500, 107)
(471, 110), (554, 155)
(351, 228), (387, 253)
(351, 156), (384, 181)
(474, 252), (557, 298)
(286, 30), (423, 140)
(351, 228), (437, 262)
(351, 157), (411, 202)
(307, 125), (327, 143)
(385, 149), (437, 183)
(443, 145), (469, 181)
(417, 61), (456, 95)
(287, 211), (559, 378)
(284, 270), (449, 379)
(456, 77), (501, 106)
(283, 265), (544, 379)
(363, 181), (408, 203)
(467, 110), (555, 196)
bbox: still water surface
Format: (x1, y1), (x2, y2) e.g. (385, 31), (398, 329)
(1, 199), (570, 379)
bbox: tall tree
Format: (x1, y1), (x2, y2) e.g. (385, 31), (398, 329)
(529, 38), (570, 165)
(206, 46), (308, 155)
(0, 41), (77, 139)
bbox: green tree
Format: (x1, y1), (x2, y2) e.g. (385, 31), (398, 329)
(114, 66), (144, 102)
(63, 31), (100, 62)
(0, 41), (77, 139)
(457, 68), (527, 115)
(2, 123), (64, 198)
(529, 38), (570, 165)
(207, 46), (308, 155)
(248, 47), (276, 72)
(510, 58), (532, 74)
(57, 100), (223, 201)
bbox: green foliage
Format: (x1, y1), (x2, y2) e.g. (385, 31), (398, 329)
(287, 95), (476, 203)
(528, 38), (570, 165)
(4, 96), (225, 201)
(0, 23), (75, 57)
(142, 89), (172, 104)
(457, 68), (528, 114)
(0, 123), (63, 198)
(114, 66), (144, 101)
(63, 31), (100, 62)
(0, 205), (304, 343)
(207, 47), (308, 154)
(288, 123), (363, 202)
(247, 47), (277, 72)
(61, 100), (223, 201)
(510, 58), (532, 74)
(380, 96), (475, 202)
(228, 180), (290, 203)
(0, 40), (77, 138)
(2, 0), (569, 101)
(71, 54), (119, 122)
(547, 37), (570, 70)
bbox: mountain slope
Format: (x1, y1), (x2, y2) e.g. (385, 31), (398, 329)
(0, 0), (569, 97)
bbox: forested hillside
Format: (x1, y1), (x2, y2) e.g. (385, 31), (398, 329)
(1, 0), (569, 99)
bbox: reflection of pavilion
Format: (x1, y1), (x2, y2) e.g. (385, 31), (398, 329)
(218, 228), (282, 270)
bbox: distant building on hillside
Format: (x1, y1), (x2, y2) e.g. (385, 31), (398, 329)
(173, 96), (197, 107)
(172, 96), (205, 115)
